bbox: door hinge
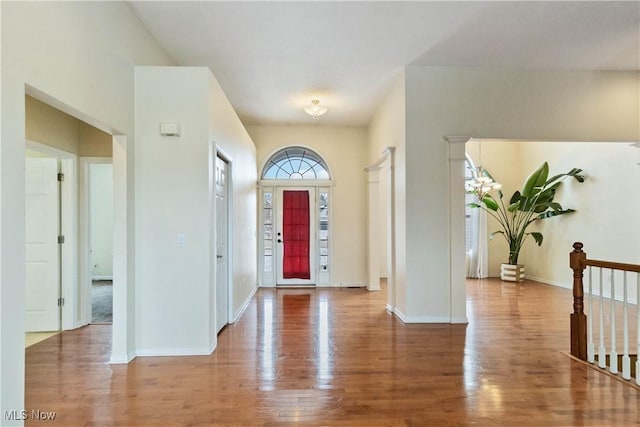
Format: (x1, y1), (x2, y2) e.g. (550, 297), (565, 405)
(57, 298), (65, 307)
(57, 173), (65, 182)
(58, 235), (65, 244)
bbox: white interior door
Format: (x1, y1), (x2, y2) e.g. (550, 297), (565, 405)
(25, 157), (60, 332)
(276, 188), (316, 286)
(215, 156), (229, 333)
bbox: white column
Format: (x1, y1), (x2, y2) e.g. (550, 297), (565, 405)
(444, 136), (470, 324)
(365, 166), (381, 291)
(110, 134), (135, 363)
(385, 148), (396, 312)
(365, 147), (396, 299)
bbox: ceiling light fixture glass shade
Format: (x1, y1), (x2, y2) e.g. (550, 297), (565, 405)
(465, 141), (501, 200)
(304, 99), (328, 119)
(465, 167), (502, 200)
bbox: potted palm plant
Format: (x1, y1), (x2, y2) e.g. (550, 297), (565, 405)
(466, 161), (585, 282)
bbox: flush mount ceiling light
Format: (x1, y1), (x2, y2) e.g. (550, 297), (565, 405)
(303, 99), (328, 119)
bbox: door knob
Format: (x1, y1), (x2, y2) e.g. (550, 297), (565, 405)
(217, 255), (223, 259)
(277, 239), (282, 243)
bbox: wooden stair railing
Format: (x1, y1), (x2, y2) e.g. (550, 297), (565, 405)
(570, 242), (640, 384)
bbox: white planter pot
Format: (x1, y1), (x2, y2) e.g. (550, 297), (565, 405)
(501, 263), (525, 282)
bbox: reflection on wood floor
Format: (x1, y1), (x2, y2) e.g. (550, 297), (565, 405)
(25, 279), (640, 426)
(25, 331), (59, 348)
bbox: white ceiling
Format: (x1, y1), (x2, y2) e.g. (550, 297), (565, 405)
(129, 1), (640, 127)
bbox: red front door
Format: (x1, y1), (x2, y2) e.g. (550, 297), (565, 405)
(282, 190), (310, 279)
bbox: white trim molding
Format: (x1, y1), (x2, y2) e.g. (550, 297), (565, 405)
(135, 347), (215, 357)
(233, 285), (258, 323)
(109, 350), (137, 365)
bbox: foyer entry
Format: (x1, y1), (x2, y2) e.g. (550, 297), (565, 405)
(259, 147), (332, 287)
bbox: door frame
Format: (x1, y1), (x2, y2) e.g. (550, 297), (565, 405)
(258, 183), (333, 287)
(25, 139), (78, 330)
(275, 187), (317, 286)
(79, 157), (113, 326)
(214, 145), (233, 325)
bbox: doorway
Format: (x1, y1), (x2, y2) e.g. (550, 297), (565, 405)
(88, 162), (114, 324)
(80, 159), (113, 325)
(276, 188), (316, 286)
(258, 146), (332, 288)
(25, 153), (60, 332)
(24, 141), (78, 334)
(215, 154), (229, 333)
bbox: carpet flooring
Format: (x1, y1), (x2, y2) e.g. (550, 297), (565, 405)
(92, 280), (112, 324)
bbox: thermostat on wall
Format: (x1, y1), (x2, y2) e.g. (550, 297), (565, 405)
(159, 123), (181, 137)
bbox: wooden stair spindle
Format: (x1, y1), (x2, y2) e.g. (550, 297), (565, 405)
(570, 242), (588, 360)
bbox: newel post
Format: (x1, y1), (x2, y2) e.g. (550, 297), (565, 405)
(570, 242), (587, 360)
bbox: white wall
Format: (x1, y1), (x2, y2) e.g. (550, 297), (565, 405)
(404, 66), (639, 323)
(135, 67), (257, 355)
(90, 163), (114, 279)
(518, 141), (640, 302)
(135, 67), (212, 355)
(248, 125), (368, 287)
(1, 1), (172, 420)
(207, 72), (258, 332)
(367, 72), (407, 314)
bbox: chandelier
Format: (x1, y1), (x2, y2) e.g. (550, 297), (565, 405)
(466, 141), (501, 199)
(303, 99), (328, 119)
(465, 167), (502, 200)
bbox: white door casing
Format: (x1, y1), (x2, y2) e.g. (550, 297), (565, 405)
(276, 187), (316, 286)
(215, 156), (229, 332)
(25, 157), (60, 332)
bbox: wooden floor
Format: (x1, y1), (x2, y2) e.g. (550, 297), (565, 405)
(25, 279), (640, 426)
(25, 331), (59, 348)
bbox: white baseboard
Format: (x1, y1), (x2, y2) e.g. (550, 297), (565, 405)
(367, 284), (381, 291)
(209, 340), (216, 355)
(71, 321), (88, 330)
(392, 308), (464, 324)
(109, 350), (136, 364)
(135, 347), (213, 357)
(317, 282), (366, 288)
(233, 286), (257, 323)
(393, 308), (407, 323)
(385, 304), (394, 313)
(526, 275), (571, 289)
(402, 315), (452, 323)
(527, 275), (638, 305)
(92, 275), (113, 281)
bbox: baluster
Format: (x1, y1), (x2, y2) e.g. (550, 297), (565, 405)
(587, 266), (594, 363)
(598, 267), (606, 369)
(609, 270), (618, 374)
(636, 272), (640, 386)
(622, 272), (631, 379)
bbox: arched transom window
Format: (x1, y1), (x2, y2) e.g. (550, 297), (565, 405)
(261, 147), (330, 180)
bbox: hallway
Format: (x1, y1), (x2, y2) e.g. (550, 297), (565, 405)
(25, 280), (640, 426)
